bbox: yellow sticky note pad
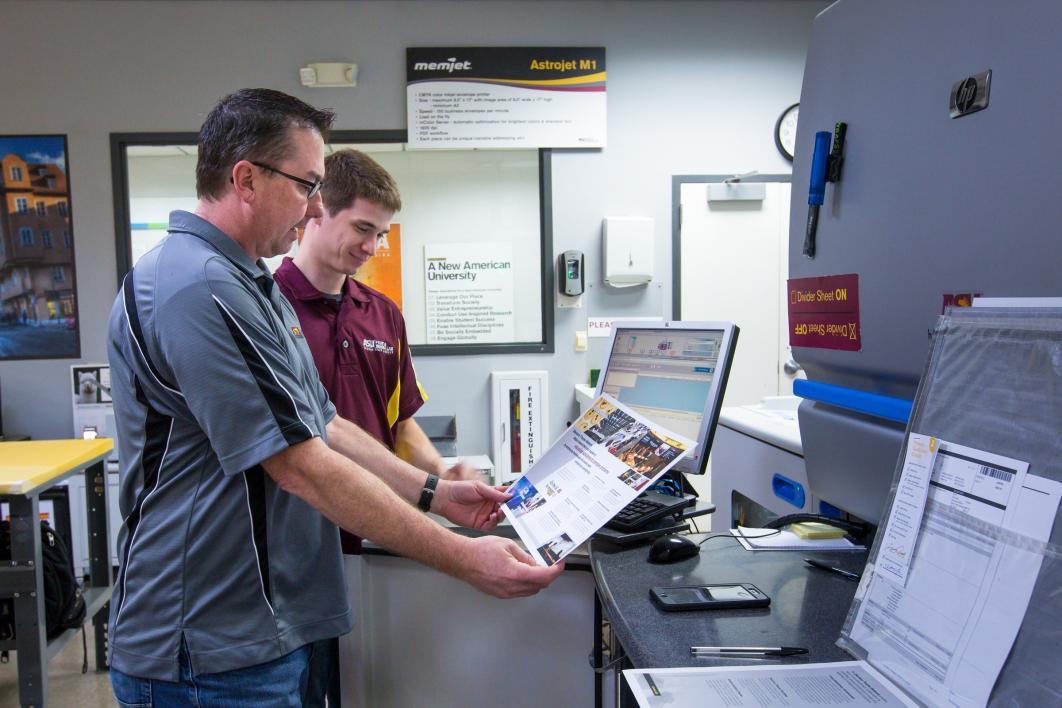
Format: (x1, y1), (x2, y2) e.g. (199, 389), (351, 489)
(790, 522), (846, 539)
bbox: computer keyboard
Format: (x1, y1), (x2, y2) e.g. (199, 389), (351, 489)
(605, 491), (695, 532)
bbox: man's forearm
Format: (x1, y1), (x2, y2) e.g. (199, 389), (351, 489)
(395, 418), (448, 475)
(265, 436), (565, 599)
(263, 438), (468, 574)
(326, 416), (430, 503)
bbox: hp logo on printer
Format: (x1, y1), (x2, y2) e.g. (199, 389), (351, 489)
(949, 70), (991, 118)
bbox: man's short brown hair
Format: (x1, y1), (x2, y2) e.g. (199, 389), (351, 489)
(322, 149), (402, 216)
(196, 88), (335, 200)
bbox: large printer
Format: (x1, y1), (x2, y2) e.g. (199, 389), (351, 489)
(787, 0), (1059, 526)
(784, 1), (1060, 705)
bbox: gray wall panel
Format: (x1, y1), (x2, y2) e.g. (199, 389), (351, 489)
(790, 0), (1062, 399)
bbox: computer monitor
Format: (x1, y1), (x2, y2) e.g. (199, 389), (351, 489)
(594, 321), (738, 476)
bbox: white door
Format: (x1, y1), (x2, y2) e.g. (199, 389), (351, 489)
(679, 182), (795, 407)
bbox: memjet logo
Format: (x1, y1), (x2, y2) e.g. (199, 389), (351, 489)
(414, 57), (472, 73)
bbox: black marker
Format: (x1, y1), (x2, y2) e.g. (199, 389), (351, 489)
(691, 646), (808, 657)
(804, 557), (861, 581)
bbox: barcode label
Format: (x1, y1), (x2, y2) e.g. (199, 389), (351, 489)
(978, 465), (1012, 481)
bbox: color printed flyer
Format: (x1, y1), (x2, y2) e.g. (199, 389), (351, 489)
(503, 395), (692, 566)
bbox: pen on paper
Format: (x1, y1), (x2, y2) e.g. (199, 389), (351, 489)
(688, 649), (802, 658)
(804, 557), (861, 580)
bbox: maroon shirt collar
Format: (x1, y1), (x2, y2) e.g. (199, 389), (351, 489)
(274, 257), (370, 304)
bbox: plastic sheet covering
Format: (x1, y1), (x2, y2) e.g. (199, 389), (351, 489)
(837, 307), (1062, 707)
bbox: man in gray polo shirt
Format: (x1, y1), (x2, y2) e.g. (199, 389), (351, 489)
(107, 88), (563, 705)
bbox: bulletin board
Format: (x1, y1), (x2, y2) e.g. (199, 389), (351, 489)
(111, 131), (554, 356)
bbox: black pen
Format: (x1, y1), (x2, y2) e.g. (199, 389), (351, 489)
(691, 646), (808, 657)
(804, 557), (861, 580)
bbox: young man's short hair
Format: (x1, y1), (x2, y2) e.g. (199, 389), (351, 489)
(322, 150), (402, 216)
(196, 88), (335, 200)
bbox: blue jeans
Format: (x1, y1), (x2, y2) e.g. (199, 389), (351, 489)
(110, 641), (310, 707)
(304, 637), (340, 707)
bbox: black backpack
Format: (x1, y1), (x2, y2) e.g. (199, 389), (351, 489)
(0, 518), (87, 641)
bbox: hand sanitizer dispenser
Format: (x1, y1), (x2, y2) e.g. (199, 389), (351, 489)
(603, 217), (654, 288)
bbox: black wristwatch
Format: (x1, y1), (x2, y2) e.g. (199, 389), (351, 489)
(417, 473), (439, 512)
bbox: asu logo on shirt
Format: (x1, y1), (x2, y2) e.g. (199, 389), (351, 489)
(362, 338), (395, 355)
(290, 326), (304, 338)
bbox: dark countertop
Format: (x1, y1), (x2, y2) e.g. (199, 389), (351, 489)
(590, 535), (866, 668)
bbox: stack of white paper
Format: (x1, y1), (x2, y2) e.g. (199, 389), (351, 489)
(624, 663), (918, 707)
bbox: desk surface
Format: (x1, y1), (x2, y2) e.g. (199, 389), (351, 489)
(0, 439), (114, 495)
(590, 535), (865, 668)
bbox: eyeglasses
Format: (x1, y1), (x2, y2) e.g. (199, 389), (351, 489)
(250, 161), (324, 200)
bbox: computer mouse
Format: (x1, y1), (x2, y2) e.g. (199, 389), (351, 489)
(648, 534), (700, 564)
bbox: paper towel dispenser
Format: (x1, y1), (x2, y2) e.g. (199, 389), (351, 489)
(603, 217), (654, 288)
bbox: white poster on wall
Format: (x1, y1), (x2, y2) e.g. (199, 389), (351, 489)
(71, 364), (119, 463)
(406, 47), (606, 149)
(424, 243), (514, 344)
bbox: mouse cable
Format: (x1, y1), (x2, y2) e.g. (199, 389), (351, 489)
(696, 528), (781, 548)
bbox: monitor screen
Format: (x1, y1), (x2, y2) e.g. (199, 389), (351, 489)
(595, 322), (738, 475)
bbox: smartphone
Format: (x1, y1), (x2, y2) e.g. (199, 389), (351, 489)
(650, 583), (770, 611)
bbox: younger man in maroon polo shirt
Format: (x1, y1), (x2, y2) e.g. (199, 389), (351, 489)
(273, 149), (478, 706)
(274, 149), (476, 481)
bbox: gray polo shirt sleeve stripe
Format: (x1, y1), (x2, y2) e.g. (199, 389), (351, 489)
(212, 294), (313, 446)
(121, 271), (182, 397)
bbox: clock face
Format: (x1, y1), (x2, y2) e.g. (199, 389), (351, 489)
(775, 103), (799, 162)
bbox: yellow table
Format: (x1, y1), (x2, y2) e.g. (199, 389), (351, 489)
(0, 439), (115, 707)
(0, 439), (114, 495)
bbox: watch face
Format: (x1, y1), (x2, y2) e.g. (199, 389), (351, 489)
(775, 103), (799, 162)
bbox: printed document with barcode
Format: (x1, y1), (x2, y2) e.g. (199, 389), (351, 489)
(850, 438), (1061, 707)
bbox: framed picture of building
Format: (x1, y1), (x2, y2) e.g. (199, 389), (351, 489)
(0, 135), (80, 360)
